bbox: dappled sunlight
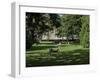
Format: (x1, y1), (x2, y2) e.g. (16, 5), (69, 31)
(26, 44), (89, 67)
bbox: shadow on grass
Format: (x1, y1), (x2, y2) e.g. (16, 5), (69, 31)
(26, 48), (89, 67)
(27, 45), (57, 51)
(61, 49), (89, 55)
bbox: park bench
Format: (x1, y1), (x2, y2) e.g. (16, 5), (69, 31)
(49, 43), (61, 54)
(49, 47), (59, 53)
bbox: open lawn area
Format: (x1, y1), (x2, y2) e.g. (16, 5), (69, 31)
(26, 42), (89, 67)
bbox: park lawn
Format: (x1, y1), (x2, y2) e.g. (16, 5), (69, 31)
(26, 43), (89, 67)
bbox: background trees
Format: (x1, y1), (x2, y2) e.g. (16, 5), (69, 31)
(26, 12), (90, 49)
(56, 14), (82, 43)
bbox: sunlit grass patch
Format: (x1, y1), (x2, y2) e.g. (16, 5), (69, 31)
(26, 43), (89, 67)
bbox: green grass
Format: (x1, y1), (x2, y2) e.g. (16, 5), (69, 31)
(26, 43), (89, 67)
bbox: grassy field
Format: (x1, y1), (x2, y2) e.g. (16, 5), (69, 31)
(26, 42), (89, 67)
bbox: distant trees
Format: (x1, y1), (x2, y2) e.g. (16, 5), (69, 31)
(57, 14), (82, 43)
(80, 15), (89, 48)
(56, 14), (89, 48)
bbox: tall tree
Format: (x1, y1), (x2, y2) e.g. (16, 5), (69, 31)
(80, 15), (89, 48)
(26, 13), (61, 49)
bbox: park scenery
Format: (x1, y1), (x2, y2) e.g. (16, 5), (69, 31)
(26, 12), (90, 67)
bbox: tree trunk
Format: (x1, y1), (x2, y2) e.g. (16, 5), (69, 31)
(66, 36), (69, 44)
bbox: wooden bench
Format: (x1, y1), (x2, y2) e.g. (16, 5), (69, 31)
(49, 48), (59, 52)
(49, 45), (60, 54)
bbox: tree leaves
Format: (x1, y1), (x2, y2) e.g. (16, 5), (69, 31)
(26, 12), (61, 49)
(80, 15), (89, 48)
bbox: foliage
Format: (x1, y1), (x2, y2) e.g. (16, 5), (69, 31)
(56, 14), (82, 42)
(80, 15), (89, 48)
(26, 13), (89, 49)
(26, 13), (61, 49)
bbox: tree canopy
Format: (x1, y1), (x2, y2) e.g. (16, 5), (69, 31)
(26, 13), (61, 49)
(26, 12), (90, 49)
(56, 14), (82, 42)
